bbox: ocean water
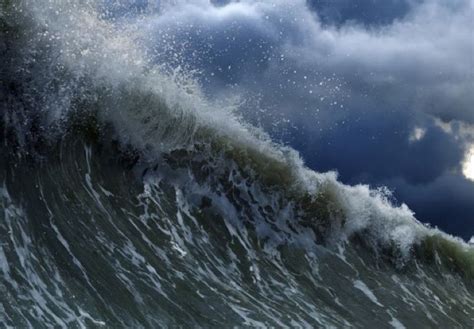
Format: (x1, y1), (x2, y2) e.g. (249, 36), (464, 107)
(1, 1), (473, 327)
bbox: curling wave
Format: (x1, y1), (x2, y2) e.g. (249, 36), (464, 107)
(1, 1), (473, 327)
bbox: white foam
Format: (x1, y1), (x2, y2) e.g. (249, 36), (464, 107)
(389, 316), (406, 329)
(353, 280), (383, 307)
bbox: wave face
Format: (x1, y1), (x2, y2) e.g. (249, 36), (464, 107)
(1, 1), (473, 327)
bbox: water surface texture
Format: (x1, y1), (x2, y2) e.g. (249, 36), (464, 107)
(1, 1), (473, 327)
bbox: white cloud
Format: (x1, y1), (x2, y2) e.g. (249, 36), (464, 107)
(463, 146), (474, 181)
(409, 126), (426, 142)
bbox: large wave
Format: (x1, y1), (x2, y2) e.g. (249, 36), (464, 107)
(1, 1), (473, 327)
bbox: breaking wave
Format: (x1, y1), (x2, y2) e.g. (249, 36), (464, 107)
(1, 1), (473, 327)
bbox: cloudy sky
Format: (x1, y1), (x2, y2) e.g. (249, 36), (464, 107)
(108, 0), (474, 239)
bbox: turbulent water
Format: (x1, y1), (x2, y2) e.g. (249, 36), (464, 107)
(1, 1), (473, 328)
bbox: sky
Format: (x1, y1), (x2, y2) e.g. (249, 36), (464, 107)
(108, 0), (474, 239)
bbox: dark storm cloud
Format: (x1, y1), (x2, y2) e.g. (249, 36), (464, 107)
(307, 0), (417, 26)
(296, 113), (464, 185)
(133, 0), (474, 237)
(140, 0), (473, 123)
